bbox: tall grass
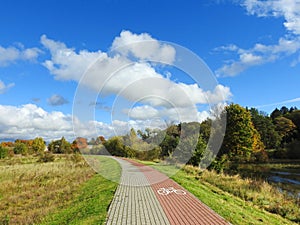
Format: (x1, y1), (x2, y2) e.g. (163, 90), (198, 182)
(183, 165), (300, 222)
(0, 155), (94, 224)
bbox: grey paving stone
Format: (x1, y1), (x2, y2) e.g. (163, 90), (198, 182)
(106, 158), (170, 225)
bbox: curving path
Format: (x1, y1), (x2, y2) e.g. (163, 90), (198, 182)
(106, 157), (229, 225)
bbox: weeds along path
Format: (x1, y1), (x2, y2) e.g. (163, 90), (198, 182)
(106, 157), (229, 225)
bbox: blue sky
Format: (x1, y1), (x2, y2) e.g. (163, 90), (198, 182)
(0, 0), (300, 141)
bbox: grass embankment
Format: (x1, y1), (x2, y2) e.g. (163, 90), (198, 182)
(236, 162), (300, 197)
(139, 160), (299, 225)
(0, 155), (120, 225)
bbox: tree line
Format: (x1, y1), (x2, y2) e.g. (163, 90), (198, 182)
(0, 137), (84, 159)
(85, 104), (300, 170)
(1, 104), (299, 169)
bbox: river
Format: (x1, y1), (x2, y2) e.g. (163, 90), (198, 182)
(236, 162), (300, 198)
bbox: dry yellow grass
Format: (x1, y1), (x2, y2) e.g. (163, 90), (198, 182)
(0, 155), (94, 224)
(182, 165), (300, 222)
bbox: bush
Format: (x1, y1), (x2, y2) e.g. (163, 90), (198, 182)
(135, 147), (160, 161)
(0, 146), (8, 159)
(70, 153), (84, 163)
(90, 144), (109, 155)
(38, 152), (55, 163)
(208, 155), (229, 173)
(14, 143), (28, 155)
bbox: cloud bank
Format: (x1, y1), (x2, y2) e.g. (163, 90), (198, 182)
(0, 30), (231, 140)
(0, 104), (167, 141)
(41, 30), (231, 121)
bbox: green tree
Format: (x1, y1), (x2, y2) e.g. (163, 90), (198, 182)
(172, 122), (201, 164)
(137, 128), (152, 141)
(189, 135), (207, 166)
(199, 119), (211, 143)
(159, 124), (180, 158)
(60, 137), (72, 153)
(48, 137), (72, 154)
(270, 108), (282, 120)
(159, 134), (179, 158)
(124, 128), (138, 148)
(14, 142), (28, 155)
(289, 106), (298, 113)
(249, 108), (281, 149)
(280, 106), (289, 115)
(220, 104), (264, 162)
(129, 128), (137, 140)
(173, 134), (196, 164)
(103, 136), (128, 157)
(0, 146), (8, 159)
(285, 110), (300, 138)
(32, 137), (46, 153)
(274, 116), (297, 144)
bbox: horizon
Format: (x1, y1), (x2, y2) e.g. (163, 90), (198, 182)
(1, 0), (300, 141)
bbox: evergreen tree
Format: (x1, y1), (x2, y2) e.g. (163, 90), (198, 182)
(249, 108), (281, 149)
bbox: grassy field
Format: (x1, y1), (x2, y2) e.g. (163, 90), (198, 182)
(0, 155), (120, 225)
(138, 160), (300, 225)
(1, 154), (298, 225)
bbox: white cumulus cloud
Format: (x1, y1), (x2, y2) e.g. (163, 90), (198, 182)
(111, 30), (176, 64)
(0, 45), (41, 66)
(41, 31), (231, 132)
(41, 34), (108, 81)
(243, 0), (300, 35)
(0, 104), (74, 141)
(0, 104), (159, 141)
(126, 104), (212, 123)
(42, 31), (231, 108)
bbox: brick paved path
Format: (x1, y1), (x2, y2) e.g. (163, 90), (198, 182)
(106, 157), (229, 225)
(106, 158), (170, 225)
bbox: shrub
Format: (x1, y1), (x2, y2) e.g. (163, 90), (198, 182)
(69, 153), (83, 162)
(68, 153), (89, 167)
(38, 152), (55, 163)
(14, 143), (28, 155)
(207, 155), (229, 173)
(0, 146), (8, 159)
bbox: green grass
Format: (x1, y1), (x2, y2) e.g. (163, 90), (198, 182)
(137, 160), (299, 225)
(39, 155), (120, 225)
(0, 155), (120, 225)
(39, 175), (116, 225)
(84, 155), (121, 184)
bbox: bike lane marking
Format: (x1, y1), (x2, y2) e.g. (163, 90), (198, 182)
(157, 187), (186, 195)
(106, 157), (170, 225)
(125, 159), (230, 225)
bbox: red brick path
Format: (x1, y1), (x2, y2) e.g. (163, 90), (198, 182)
(126, 159), (229, 225)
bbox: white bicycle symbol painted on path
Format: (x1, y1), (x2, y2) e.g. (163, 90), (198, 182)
(157, 187), (186, 195)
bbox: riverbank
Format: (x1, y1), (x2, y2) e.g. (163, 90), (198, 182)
(138, 160), (300, 224)
(232, 161), (300, 198)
